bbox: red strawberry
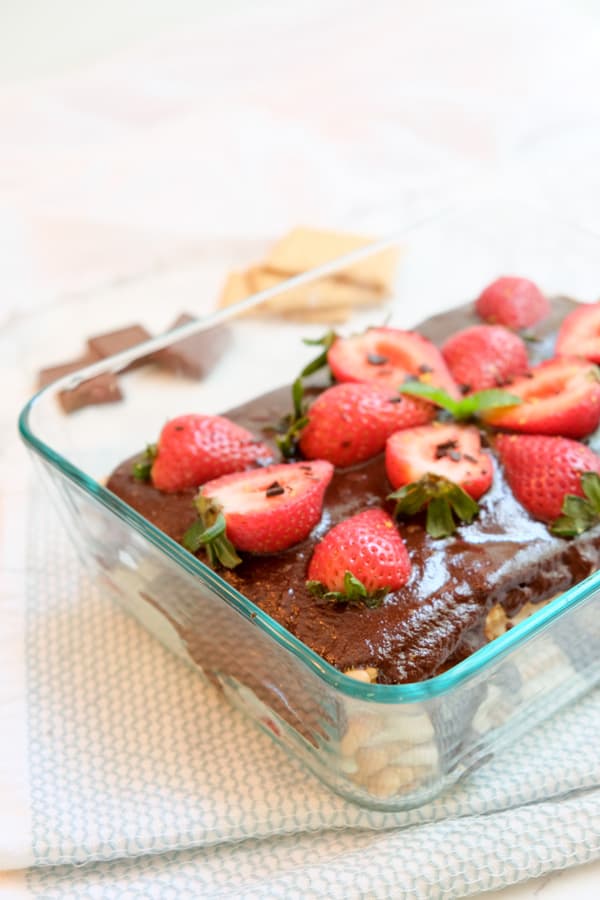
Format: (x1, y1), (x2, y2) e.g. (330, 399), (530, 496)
(327, 327), (459, 397)
(151, 414), (273, 493)
(192, 460), (334, 559)
(307, 508), (411, 598)
(441, 324), (529, 393)
(496, 434), (600, 522)
(555, 302), (600, 362)
(299, 382), (434, 467)
(481, 358), (600, 439)
(385, 423), (493, 500)
(475, 276), (550, 330)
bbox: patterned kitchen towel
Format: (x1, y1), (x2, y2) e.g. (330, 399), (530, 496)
(6, 494), (600, 896)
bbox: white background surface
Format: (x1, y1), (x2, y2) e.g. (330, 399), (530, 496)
(2, 0), (600, 896)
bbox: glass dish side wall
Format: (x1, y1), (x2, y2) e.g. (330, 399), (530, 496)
(26, 450), (600, 810)
(20, 197), (600, 810)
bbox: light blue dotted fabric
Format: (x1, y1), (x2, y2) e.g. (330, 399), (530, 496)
(26, 498), (600, 897)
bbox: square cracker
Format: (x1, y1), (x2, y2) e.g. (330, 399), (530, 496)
(218, 270), (253, 308)
(248, 267), (383, 314)
(265, 227), (399, 292)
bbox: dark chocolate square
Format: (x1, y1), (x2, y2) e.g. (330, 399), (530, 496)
(87, 324), (153, 370)
(59, 372), (123, 413)
(38, 351), (101, 389)
(153, 313), (230, 379)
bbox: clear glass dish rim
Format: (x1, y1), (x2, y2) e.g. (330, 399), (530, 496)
(18, 200), (600, 704)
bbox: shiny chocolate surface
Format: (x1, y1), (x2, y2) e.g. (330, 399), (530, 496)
(107, 297), (600, 683)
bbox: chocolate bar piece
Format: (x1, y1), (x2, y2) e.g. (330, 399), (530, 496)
(58, 372), (123, 414)
(38, 351), (100, 389)
(153, 313), (230, 379)
(87, 324), (153, 370)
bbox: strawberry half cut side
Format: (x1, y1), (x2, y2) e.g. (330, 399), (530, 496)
(385, 423), (493, 500)
(555, 302), (600, 363)
(327, 327), (459, 397)
(496, 433), (600, 529)
(306, 509), (411, 606)
(482, 357), (600, 439)
(183, 460), (334, 564)
(299, 382), (434, 467)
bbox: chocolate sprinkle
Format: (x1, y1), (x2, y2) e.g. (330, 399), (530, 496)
(366, 352), (389, 365)
(265, 482), (285, 498)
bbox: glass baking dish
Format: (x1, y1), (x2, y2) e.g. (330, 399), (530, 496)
(19, 198), (600, 811)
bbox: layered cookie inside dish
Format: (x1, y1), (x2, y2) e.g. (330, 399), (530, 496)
(107, 277), (600, 685)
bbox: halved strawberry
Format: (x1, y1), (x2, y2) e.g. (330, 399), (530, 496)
(475, 276), (550, 330)
(299, 382), (434, 467)
(496, 433), (600, 523)
(441, 324), (529, 393)
(184, 460), (334, 564)
(481, 358), (600, 438)
(306, 509), (411, 603)
(555, 302), (600, 362)
(327, 327), (459, 397)
(385, 423), (493, 500)
(150, 414), (273, 493)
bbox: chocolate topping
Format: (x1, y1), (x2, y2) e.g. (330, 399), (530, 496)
(106, 295), (600, 684)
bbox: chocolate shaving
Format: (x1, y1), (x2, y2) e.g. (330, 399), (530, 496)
(265, 481), (285, 498)
(434, 439), (460, 460)
(367, 352), (389, 365)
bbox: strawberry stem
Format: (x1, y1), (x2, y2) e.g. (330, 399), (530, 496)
(276, 331), (337, 459)
(397, 382), (521, 421)
(550, 472), (600, 537)
(306, 571), (388, 607)
(132, 443), (158, 481)
(182, 495), (242, 568)
(389, 474), (480, 538)
(300, 330), (337, 377)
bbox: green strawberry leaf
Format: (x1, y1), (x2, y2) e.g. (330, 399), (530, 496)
(306, 571), (388, 608)
(426, 496), (456, 539)
(183, 495), (242, 568)
(397, 382), (521, 420)
(582, 471), (600, 512)
(550, 472), (600, 537)
(389, 473), (481, 538)
(132, 443), (158, 481)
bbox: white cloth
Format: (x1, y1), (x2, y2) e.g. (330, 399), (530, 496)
(3, 1), (600, 896)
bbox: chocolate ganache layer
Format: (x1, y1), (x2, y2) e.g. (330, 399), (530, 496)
(107, 297), (600, 684)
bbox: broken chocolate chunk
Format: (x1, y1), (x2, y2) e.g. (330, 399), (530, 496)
(87, 324), (153, 370)
(38, 351), (101, 389)
(152, 313), (231, 379)
(58, 372), (123, 414)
